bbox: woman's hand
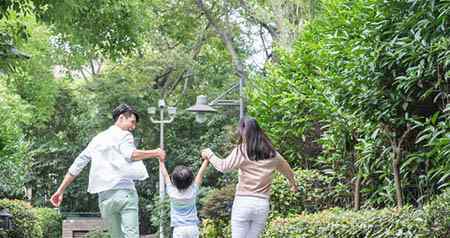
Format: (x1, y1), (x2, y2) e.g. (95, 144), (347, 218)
(290, 184), (299, 193)
(201, 148), (213, 160)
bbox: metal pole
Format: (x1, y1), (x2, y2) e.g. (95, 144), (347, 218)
(159, 108), (165, 238)
(239, 75), (245, 120)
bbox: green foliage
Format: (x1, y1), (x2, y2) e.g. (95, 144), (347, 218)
(201, 218), (231, 238)
(85, 230), (111, 238)
(200, 184), (235, 223)
(264, 207), (429, 238)
(0, 200), (42, 238)
(148, 195), (170, 237)
(33, 207), (62, 238)
(248, 0), (450, 207)
(271, 169), (350, 216)
(264, 189), (450, 238)
(0, 78), (31, 198)
(422, 189), (450, 237)
(32, 0), (152, 58)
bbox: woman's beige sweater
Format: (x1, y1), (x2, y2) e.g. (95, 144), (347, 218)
(208, 146), (295, 199)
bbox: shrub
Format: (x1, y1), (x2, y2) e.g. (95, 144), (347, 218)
(148, 194), (171, 238)
(264, 207), (430, 238)
(423, 189), (450, 237)
(201, 219), (231, 238)
(199, 184), (235, 237)
(200, 184), (235, 221)
(264, 189), (450, 238)
(85, 230), (111, 238)
(270, 168), (350, 216)
(0, 199), (42, 238)
(33, 208), (62, 238)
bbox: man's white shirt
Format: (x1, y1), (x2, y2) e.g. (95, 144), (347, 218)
(68, 125), (149, 193)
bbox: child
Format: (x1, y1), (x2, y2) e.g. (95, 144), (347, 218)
(160, 157), (209, 238)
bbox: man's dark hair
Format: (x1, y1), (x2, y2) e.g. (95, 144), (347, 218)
(112, 104), (140, 123)
(171, 166), (194, 191)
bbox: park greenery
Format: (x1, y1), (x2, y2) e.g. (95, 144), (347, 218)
(0, 0), (449, 237)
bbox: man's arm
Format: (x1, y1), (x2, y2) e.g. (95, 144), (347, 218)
(194, 159), (209, 186)
(159, 159), (171, 185)
(50, 148), (92, 207)
(119, 133), (165, 161)
(50, 172), (76, 207)
(131, 148), (165, 161)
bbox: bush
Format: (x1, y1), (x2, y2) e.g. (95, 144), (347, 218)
(148, 194), (171, 237)
(85, 230), (111, 238)
(200, 184), (235, 221)
(264, 207), (430, 238)
(0, 199), (42, 238)
(199, 184), (235, 237)
(264, 189), (450, 238)
(423, 189), (450, 237)
(33, 208), (62, 238)
(201, 219), (231, 238)
(270, 169), (350, 216)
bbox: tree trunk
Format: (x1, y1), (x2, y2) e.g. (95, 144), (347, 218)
(353, 176), (361, 210)
(393, 149), (403, 208)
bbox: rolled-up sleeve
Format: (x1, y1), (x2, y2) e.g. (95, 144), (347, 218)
(68, 148), (92, 176)
(119, 132), (136, 162)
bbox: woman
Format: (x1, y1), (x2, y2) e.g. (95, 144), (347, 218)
(201, 117), (298, 238)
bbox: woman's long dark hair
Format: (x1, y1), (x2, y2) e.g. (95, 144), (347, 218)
(238, 117), (276, 161)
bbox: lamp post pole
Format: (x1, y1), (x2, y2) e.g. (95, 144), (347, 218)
(239, 74), (245, 120)
(148, 99), (176, 238)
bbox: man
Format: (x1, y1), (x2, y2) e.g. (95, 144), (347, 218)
(50, 103), (165, 238)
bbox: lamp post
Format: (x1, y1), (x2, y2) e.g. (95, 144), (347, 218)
(187, 81), (245, 122)
(148, 99), (176, 238)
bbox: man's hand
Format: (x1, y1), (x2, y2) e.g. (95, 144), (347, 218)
(157, 148), (166, 161)
(50, 191), (63, 207)
(201, 148), (213, 160)
(153, 148), (166, 161)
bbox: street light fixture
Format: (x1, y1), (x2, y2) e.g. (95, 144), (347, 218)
(148, 99), (176, 238)
(186, 95), (217, 123)
(187, 81), (245, 122)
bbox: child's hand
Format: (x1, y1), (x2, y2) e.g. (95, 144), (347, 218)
(201, 148), (213, 160)
(290, 184), (299, 193)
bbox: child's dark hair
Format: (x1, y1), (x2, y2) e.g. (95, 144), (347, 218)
(171, 166), (194, 191)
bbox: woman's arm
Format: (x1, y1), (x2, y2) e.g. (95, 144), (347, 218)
(201, 147), (244, 173)
(277, 156), (298, 192)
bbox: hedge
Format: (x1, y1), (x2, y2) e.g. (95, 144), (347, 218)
(0, 199), (62, 238)
(34, 208), (62, 238)
(264, 189), (450, 238)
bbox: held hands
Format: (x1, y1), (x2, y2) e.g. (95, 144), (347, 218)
(50, 191), (63, 207)
(155, 148), (166, 161)
(290, 184), (299, 193)
(201, 148), (213, 160)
